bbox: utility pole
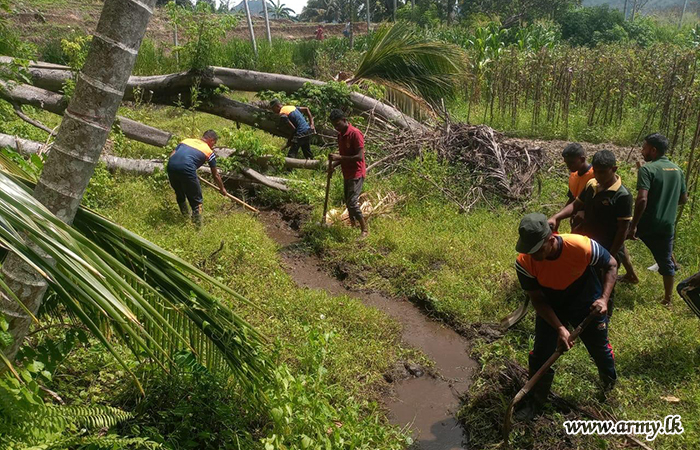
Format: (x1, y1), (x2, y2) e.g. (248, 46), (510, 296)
(349, 0), (354, 48)
(243, 0), (258, 57)
(366, 0), (370, 32)
(680, 0), (689, 29)
(262, 0), (272, 44)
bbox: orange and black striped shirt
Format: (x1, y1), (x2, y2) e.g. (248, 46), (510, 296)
(515, 234), (612, 304)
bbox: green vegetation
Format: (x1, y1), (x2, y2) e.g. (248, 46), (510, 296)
(304, 149), (700, 449)
(3, 1), (700, 448)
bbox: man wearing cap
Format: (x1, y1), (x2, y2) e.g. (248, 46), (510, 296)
(514, 213), (618, 421)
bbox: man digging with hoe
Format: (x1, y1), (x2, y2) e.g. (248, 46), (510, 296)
(513, 213), (618, 421)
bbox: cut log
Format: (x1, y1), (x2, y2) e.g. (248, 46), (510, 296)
(1, 133), (289, 191)
(0, 80), (172, 147)
(2, 57), (425, 131)
(0, 134), (45, 154)
(241, 167), (289, 191)
(214, 147), (325, 170)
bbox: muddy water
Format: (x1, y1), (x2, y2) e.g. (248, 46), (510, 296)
(261, 212), (478, 449)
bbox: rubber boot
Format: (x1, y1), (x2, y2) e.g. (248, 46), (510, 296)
(359, 216), (369, 238)
(192, 211), (202, 229)
(514, 368), (554, 422)
(178, 201), (189, 216)
(599, 373), (617, 401)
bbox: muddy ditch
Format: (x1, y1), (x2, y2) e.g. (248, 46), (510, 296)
(257, 204), (646, 450)
(259, 207), (477, 449)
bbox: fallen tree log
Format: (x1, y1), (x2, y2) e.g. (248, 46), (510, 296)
(0, 133), (45, 154)
(0, 80), (172, 147)
(1, 133), (289, 191)
(215, 147), (324, 170)
(1, 57), (425, 131)
(241, 167), (288, 191)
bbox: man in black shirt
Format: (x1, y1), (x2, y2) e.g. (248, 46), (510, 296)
(549, 150), (638, 289)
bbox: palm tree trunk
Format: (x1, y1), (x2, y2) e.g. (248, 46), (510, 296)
(0, 0), (157, 362)
(623, 0), (629, 20)
(262, 0), (272, 45)
(243, 0), (258, 57)
(393, 0), (397, 21)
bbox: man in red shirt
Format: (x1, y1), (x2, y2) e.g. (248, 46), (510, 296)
(329, 109), (368, 237)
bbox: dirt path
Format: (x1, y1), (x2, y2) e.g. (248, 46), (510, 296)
(260, 210), (478, 449)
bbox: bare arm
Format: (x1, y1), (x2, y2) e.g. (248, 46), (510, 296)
(210, 166), (227, 195)
(548, 200), (582, 231)
(591, 253), (618, 316)
(627, 189), (648, 239)
(680, 192), (689, 205)
(330, 146), (363, 163)
(609, 220), (630, 257)
(298, 106), (315, 130)
(528, 290), (573, 351)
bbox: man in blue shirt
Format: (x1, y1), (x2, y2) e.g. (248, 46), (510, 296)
(167, 130), (227, 227)
(270, 99), (316, 159)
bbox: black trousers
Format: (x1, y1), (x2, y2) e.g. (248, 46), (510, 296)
(343, 177), (364, 221)
(167, 169), (202, 213)
(287, 135), (313, 159)
(531, 300), (616, 383)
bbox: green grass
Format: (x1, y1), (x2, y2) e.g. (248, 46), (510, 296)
(305, 153), (700, 449)
(54, 170), (414, 448)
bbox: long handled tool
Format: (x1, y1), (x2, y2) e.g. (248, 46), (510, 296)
(503, 312), (597, 442)
(321, 156), (333, 225)
(198, 176), (259, 214)
(500, 297), (530, 329)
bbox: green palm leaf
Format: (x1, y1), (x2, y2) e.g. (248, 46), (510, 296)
(352, 22), (467, 107)
(0, 166), (269, 393)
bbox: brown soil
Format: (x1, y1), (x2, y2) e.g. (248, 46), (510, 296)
(260, 208), (478, 449)
(7, 1), (367, 46)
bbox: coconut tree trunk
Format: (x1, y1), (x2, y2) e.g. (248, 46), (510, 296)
(0, 80), (172, 147)
(243, 0), (258, 57)
(0, 0), (157, 362)
(8, 60), (426, 131)
(262, 0), (272, 45)
(623, 0), (629, 20)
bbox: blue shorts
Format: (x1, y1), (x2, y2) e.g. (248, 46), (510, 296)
(639, 234), (675, 276)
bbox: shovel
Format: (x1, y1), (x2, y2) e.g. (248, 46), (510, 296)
(502, 312), (597, 443)
(320, 156), (334, 225)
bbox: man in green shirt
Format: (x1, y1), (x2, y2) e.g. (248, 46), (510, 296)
(628, 133), (688, 305)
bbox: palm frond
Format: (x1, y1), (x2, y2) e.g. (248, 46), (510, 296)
(353, 22), (467, 107)
(0, 165), (269, 392)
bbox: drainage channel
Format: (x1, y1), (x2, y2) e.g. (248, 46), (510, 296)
(260, 211), (478, 449)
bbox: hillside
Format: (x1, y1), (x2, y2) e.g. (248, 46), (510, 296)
(7, 0), (366, 45)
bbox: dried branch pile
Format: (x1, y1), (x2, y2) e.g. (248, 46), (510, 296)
(327, 191), (403, 225)
(368, 124), (544, 209)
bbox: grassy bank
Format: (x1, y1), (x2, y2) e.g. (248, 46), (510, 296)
(305, 152), (700, 449)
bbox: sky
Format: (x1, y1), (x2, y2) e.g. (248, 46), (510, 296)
(218, 0), (310, 16)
